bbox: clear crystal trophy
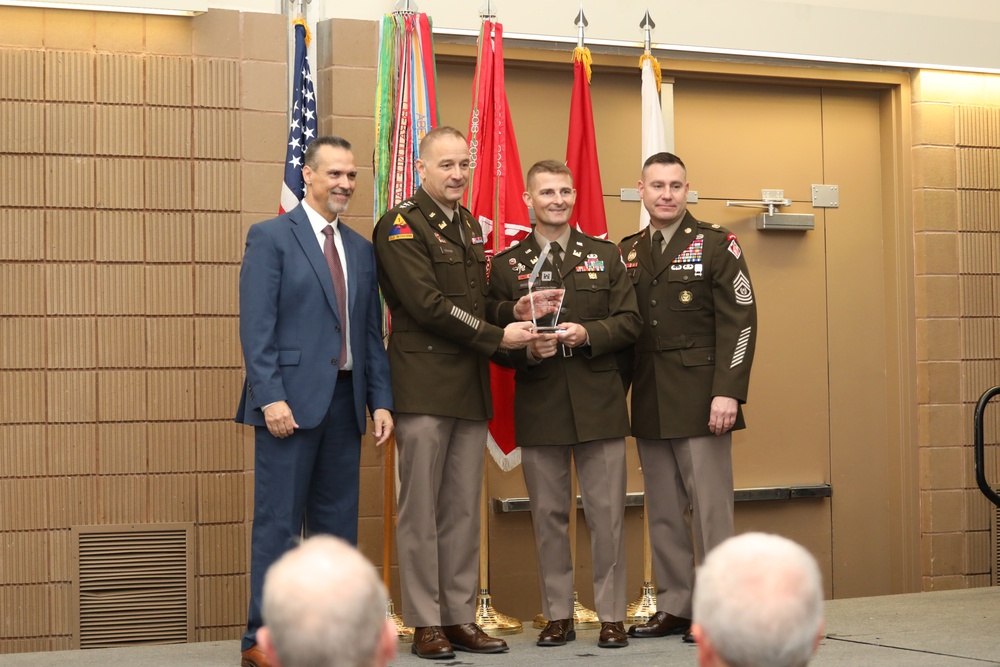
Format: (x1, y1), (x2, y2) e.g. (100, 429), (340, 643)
(527, 242), (566, 333)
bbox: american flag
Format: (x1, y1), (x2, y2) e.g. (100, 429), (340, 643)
(279, 20), (317, 214)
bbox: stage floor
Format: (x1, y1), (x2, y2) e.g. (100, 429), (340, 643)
(1, 587), (997, 666)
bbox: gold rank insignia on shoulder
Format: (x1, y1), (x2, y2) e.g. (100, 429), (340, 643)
(679, 290), (694, 304)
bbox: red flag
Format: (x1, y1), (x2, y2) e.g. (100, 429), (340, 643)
(465, 20), (530, 471)
(565, 47), (608, 238)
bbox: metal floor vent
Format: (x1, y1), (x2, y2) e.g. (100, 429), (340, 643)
(73, 524), (193, 649)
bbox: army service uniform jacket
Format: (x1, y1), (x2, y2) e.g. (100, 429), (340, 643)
(373, 187), (504, 420)
(619, 211), (757, 440)
(489, 230), (641, 447)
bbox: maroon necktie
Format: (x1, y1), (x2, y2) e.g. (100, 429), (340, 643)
(321, 225), (348, 369)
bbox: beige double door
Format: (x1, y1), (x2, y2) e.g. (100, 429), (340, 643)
(435, 57), (909, 614)
(672, 80), (901, 600)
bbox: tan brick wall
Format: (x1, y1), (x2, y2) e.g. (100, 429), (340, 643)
(912, 70), (1000, 592)
(0, 6), (286, 652)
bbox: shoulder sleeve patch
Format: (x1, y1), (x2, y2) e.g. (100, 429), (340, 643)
(388, 214), (414, 241)
(727, 238), (742, 259)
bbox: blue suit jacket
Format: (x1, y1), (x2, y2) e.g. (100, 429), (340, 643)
(235, 204), (392, 433)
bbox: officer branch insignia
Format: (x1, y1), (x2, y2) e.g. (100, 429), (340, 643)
(733, 270), (754, 306)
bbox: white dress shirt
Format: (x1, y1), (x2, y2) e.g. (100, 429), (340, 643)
(302, 201), (353, 371)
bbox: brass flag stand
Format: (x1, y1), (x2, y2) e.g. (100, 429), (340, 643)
(626, 508), (657, 623)
(381, 434), (413, 643)
(475, 466), (523, 634)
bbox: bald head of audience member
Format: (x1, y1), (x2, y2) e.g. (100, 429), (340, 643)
(256, 536), (397, 667)
(692, 532), (824, 667)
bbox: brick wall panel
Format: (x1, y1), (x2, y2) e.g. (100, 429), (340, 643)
(97, 316), (146, 368)
(0, 371), (46, 424)
(47, 424), (98, 476)
(2, 101), (44, 153)
(96, 52), (144, 104)
(146, 107), (192, 158)
(47, 317), (96, 369)
(0, 49), (44, 100)
(0, 318), (46, 370)
(44, 51), (94, 102)
(46, 210), (95, 261)
(146, 212), (193, 262)
(0, 425), (46, 477)
(98, 423), (148, 474)
(96, 106), (144, 156)
(147, 55), (191, 107)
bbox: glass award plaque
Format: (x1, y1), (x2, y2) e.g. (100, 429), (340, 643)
(527, 242), (566, 333)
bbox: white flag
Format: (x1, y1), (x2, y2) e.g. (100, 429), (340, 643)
(639, 54), (667, 229)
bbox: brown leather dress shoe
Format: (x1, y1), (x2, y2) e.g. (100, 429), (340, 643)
(241, 646), (269, 667)
(537, 618), (576, 647)
(411, 626), (455, 660)
(598, 621), (629, 648)
(442, 623), (509, 653)
(683, 629), (696, 643)
(627, 610), (692, 638)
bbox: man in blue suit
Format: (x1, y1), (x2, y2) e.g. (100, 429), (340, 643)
(236, 136), (394, 667)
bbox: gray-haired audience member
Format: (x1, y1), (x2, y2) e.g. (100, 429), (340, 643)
(256, 536), (397, 667)
(691, 532), (824, 667)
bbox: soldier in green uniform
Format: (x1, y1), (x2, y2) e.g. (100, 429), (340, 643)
(620, 152), (757, 643)
(372, 127), (537, 659)
(488, 160), (641, 650)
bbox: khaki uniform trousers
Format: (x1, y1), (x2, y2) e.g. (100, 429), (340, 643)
(395, 413), (487, 627)
(637, 432), (734, 619)
(521, 438), (628, 622)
